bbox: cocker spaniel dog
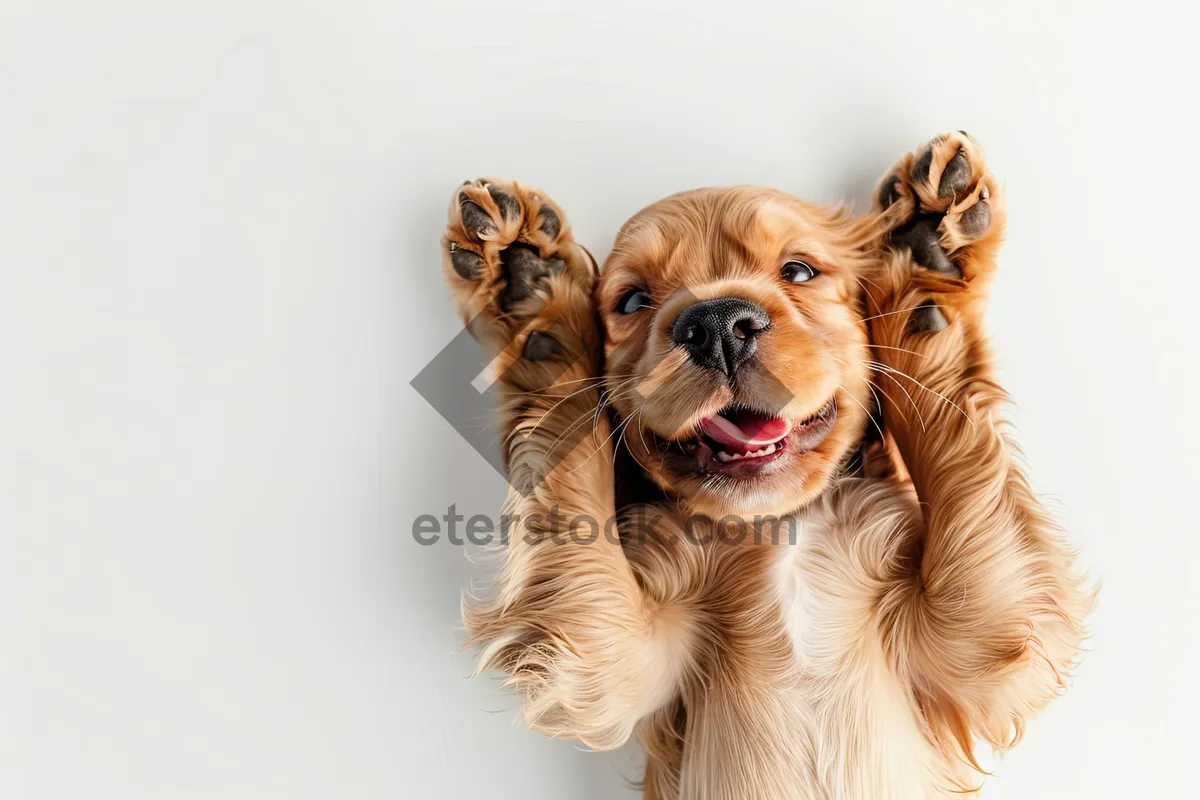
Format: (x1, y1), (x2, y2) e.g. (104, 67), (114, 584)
(438, 132), (1090, 799)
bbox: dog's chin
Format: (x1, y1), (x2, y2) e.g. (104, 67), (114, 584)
(645, 395), (842, 518)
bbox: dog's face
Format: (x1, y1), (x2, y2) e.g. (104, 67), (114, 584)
(596, 187), (876, 519)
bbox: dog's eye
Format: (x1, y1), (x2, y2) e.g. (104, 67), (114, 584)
(617, 289), (653, 314)
(781, 260), (819, 283)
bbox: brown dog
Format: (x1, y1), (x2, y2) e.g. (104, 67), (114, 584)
(439, 133), (1091, 799)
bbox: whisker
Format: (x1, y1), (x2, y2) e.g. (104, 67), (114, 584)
(614, 409), (638, 463)
(838, 384), (886, 442)
(592, 376), (640, 441)
(535, 382), (638, 456)
(868, 343), (929, 359)
(569, 407), (639, 473)
(865, 380), (885, 419)
(509, 376), (611, 397)
(874, 368), (926, 432)
(851, 272), (888, 297)
(799, 344), (927, 364)
(541, 402), (606, 460)
(858, 305), (938, 325)
(635, 410), (654, 458)
(523, 380), (613, 438)
(864, 360), (974, 427)
(626, 409), (658, 475)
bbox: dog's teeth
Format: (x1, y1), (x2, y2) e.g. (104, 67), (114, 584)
(715, 442), (779, 464)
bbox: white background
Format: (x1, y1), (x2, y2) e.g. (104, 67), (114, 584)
(3, 1), (1198, 798)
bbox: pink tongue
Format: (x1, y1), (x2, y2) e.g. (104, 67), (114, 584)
(700, 411), (790, 453)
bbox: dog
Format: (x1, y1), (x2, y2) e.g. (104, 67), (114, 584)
(438, 132), (1091, 798)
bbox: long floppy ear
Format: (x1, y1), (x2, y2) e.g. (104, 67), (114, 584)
(804, 202), (893, 271)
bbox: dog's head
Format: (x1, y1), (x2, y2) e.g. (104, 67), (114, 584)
(596, 187), (877, 518)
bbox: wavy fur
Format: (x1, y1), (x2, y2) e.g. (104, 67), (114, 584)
(441, 135), (1092, 798)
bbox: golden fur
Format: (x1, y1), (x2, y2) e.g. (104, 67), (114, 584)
(440, 132), (1091, 798)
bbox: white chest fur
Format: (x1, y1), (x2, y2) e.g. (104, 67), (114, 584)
(752, 501), (951, 799)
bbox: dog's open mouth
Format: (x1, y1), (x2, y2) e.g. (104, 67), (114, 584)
(700, 408), (792, 462)
(660, 398), (838, 477)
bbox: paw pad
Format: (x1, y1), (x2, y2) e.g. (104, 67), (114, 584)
(891, 216), (961, 278)
(487, 184), (520, 222)
(937, 150), (971, 199)
(910, 145), (935, 185)
(522, 330), (562, 362)
(958, 200), (991, 238)
(459, 193), (495, 238)
(908, 301), (949, 333)
(449, 243), (483, 279)
(538, 205), (561, 239)
(498, 244), (565, 312)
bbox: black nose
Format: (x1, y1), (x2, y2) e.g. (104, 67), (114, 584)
(671, 297), (771, 375)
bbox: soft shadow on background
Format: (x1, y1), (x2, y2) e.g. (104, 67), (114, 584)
(3, 2), (1198, 798)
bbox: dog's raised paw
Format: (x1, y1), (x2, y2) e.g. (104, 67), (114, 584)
(876, 132), (1004, 284)
(440, 178), (596, 365)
